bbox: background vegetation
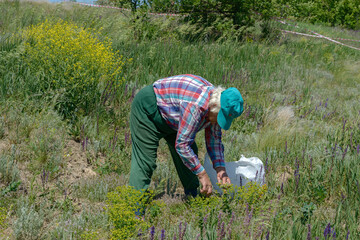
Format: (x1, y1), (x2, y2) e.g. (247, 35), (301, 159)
(0, 0), (360, 239)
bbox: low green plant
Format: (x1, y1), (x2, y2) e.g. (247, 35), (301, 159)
(80, 230), (101, 240)
(13, 200), (45, 240)
(234, 182), (268, 207)
(0, 151), (20, 185)
(49, 207), (109, 239)
(106, 185), (153, 239)
(0, 207), (8, 230)
(300, 202), (317, 225)
(73, 174), (127, 202)
(0, 117), (5, 139)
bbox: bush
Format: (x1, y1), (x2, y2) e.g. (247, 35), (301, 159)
(13, 201), (45, 240)
(22, 20), (126, 120)
(0, 207), (8, 230)
(0, 149), (20, 186)
(106, 186), (153, 239)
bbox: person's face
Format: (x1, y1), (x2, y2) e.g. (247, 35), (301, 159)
(208, 111), (218, 125)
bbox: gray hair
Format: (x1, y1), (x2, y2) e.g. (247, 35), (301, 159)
(209, 86), (225, 113)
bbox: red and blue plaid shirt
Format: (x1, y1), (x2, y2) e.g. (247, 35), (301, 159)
(153, 74), (225, 175)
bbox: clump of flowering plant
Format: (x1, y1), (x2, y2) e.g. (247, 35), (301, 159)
(22, 20), (125, 119)
(106, 186), (153, 239)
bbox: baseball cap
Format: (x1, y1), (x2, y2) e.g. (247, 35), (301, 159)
(217, 87), (244, 130)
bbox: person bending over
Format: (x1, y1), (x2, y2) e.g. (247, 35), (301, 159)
(129, 74), (244, 197)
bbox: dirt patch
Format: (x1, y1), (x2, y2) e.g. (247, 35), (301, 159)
(60, 140), (98, 184)
(1, 138), (104, 196)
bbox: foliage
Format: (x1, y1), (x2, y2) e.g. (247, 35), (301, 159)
(13, 201), (45, 240)
(233, 182), (268, 208)
(274, 0), (360, 29)
(80, 230), (102, 240)
(0, 207), (8, 230)
(22, 20), (125, 120)
(0, 151), (20, 185)
(106, 186), (154, 239)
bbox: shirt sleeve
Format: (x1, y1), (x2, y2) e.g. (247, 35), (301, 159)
(175, 102), (205, 175)
(205, 123), (225, 169)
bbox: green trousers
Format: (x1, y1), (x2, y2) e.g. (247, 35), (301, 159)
(129, 85), (199, 192)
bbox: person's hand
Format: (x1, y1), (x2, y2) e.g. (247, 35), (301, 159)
(197, 170), (212, 197)
(215, 167), (231, 185)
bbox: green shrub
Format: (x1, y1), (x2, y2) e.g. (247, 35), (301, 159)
(22, 20), (126, 120)
(0, 149), (20, 185)
(13, 201), (45, 240)
(26, 110), (66, 172)
(106, 186), (153, 239)
(0, 207), (8, 230)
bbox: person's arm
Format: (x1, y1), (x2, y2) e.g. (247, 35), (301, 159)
(205, 124), (231, 185)
(175, 102), (213, 196)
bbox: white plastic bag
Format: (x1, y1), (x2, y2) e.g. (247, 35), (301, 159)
(203, 153), (266, 194)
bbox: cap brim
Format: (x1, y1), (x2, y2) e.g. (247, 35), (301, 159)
(217, 109), (232, 130)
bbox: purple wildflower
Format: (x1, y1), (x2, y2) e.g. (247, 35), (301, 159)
(265, 157), (268, 172)
(217, 222), (225, 240)
(161, 229), (165, 240)
(179, 222), (187, 240)
(227, 212), (235, 238)
(346, 229), (350, 240)
(342, 145), (348, 161)
(266, 231), (270, 240)
(307, 224), (311, 240)
(357, 144), (359, 155)
(125, 132), (129, 145)
(271, 97), (276, 104)
(178, 222), (182, 239)
(203, 214), (209, 234)
(124, 84), (128, 96)
(324, 223), (331, 239)
(150, 226), (155, 240)
(217, 212), (222, 232)
(294, 158), (300, 192)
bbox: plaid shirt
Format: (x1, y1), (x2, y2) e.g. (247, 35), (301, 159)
(153, 74), (225, 175)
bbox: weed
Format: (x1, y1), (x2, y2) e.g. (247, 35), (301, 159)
(0, 207), (8, 230)
(106, 185), (153, 239)
(13, 200), (45, 240)
(0, 151), (20, 185)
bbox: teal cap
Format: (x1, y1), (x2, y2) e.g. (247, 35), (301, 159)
(217, 88), (244, 130)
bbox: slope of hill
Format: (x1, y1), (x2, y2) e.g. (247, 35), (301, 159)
(1, 1), (360, 239)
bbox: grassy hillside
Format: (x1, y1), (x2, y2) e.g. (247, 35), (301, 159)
(1, 1), (360, 239)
